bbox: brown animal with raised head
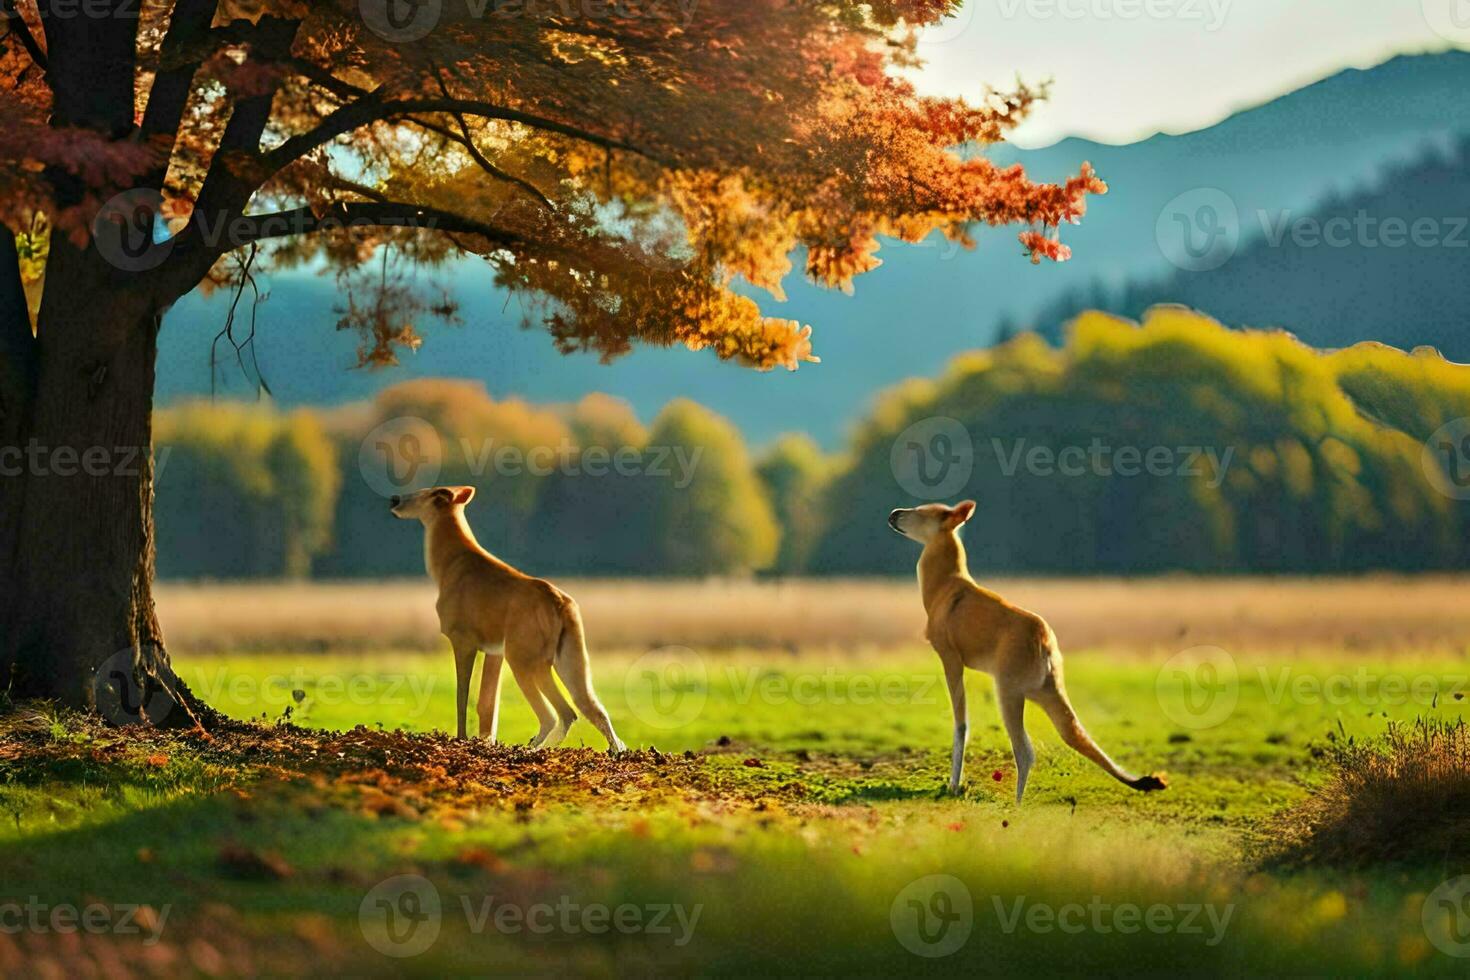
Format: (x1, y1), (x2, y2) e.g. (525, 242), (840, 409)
(391, 486), (625, 752)
(889, 500), (1166, 801)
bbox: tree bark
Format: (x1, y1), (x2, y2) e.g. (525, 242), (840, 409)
(0, 240), (210, 726)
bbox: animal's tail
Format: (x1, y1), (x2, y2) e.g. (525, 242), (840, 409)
(552, 599), (625, 752)
(1032, 663), (1166, 793)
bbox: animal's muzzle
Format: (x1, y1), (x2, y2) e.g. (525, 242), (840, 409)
(389, 495), (401, 509)
(888, 509), (903, 532)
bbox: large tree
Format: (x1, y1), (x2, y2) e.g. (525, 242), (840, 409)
(0, 0), (1103, 720)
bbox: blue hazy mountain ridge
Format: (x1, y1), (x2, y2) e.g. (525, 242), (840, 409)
(155, 51), (1470, 446)
(1030, 137), (1470, 356)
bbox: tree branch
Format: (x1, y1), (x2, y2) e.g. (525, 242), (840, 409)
(139, 0), (221, 175)
(405, 114), (554, 211)
(269, 61), (558, 210)
(260, 95), (651, 180)
(1, 0), (46, 72)
(422, 62), (552, 210)
(200, 202), (526, 251)
(193, 17), (302, 214)
(322, 174), (391, 204)
(280, 56), (372, 103)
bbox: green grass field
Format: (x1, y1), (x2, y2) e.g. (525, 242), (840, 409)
(3, 647), (1468, 976)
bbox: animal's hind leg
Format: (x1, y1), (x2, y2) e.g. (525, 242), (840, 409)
(998, 685), (1035, 804)
(509, 659), (557, 748)
(1030, 677), (1166, 792)
(554, 643), (625, 753)
(530, 662), (577, 749)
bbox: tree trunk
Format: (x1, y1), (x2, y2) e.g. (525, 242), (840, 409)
(0, 241), (211, 727)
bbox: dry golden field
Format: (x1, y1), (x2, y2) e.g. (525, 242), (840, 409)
(155, 575), (1470, 657)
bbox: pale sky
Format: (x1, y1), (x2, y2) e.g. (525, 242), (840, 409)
(912, 0), (1470, 146)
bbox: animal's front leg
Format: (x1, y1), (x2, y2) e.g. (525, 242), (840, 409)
(942, 656), (968, 795)
(477, 648), (505, 743)
(451, 639), (479, 739)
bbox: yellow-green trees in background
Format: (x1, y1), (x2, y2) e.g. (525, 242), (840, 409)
(318, 380), (573, 578)
(527, 394), (654, 576)
(809, 308), (1468, 575)
(152, 309), (1470, 579)
(154, 404), (338, 579)
(756, 434), (833, 576)
(158, 383), (783, 579)
(645, 400), (780, 577)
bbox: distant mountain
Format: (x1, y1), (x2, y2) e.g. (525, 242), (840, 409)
(156, 50), (1470, 445)
(1030, 139), (1470, 356)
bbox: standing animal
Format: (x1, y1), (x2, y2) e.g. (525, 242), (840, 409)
(888, 500), (1166, 801)
(390, 485), (625, 752)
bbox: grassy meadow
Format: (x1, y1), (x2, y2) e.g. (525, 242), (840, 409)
(4, 579), (1470, 975)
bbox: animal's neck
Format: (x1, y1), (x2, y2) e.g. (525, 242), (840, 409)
(424, 511), (481, 584)
(918, 532), (970, 611)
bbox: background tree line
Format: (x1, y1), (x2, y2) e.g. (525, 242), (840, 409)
(156, 381), (784, 580)
(154, 308), (1470, 579)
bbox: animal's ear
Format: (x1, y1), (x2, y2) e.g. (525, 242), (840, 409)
(432, 487), (454, 507)
(452, 485), (476, 506)
(949, 500), (977, 526)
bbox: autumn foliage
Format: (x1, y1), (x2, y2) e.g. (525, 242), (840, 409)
(1, 0), (1103, 370)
